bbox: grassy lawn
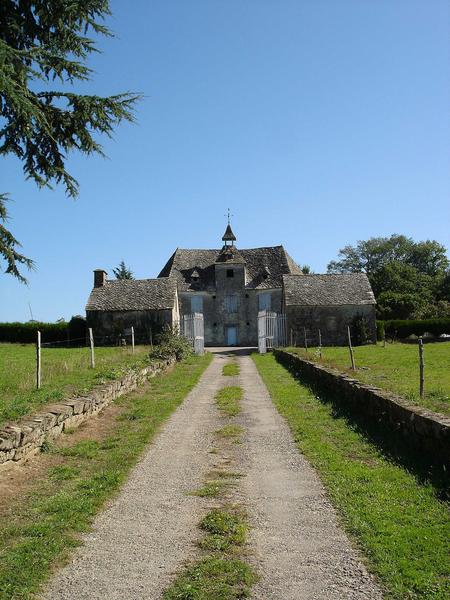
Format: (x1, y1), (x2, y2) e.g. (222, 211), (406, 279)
(0, 353), (212, 600)
(0, 343), (154, 426)
(253, 353), (450, 600)
(286, 342), (450, 416)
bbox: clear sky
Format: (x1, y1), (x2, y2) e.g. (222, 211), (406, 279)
(1, 0), (449, 322)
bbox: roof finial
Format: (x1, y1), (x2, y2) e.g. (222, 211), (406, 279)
(224, 208), (233, 225)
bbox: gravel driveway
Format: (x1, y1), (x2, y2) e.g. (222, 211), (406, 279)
(42, 349), (381, 599)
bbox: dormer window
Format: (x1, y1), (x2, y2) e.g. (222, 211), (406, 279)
(191, 269), (200, 282)
(262, 265), (271, 280)
(227, 269), (234, 278)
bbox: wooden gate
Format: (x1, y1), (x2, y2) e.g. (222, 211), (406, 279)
(258, 311), (287, 354)
(181, 313), (204, 355)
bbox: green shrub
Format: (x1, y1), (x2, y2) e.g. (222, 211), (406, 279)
(376, 321), (385, 341)
(351, 315), (371, 345)
(149, 325), (193, 361)
(384, 318), (450, 339)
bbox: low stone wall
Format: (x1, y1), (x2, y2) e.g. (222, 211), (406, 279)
(274, 349), (450, 470)
(0, 357), (175, 468)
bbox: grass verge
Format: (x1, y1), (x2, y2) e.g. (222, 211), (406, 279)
(222, 362), (240, 377)
(215, 386), (243, 417)
(253, 352), (450, 599)
(0, 353), (212, 600)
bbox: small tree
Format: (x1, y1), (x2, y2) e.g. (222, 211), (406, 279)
(113, 260), (134, 280)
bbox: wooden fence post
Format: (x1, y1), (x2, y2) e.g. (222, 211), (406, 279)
(36, 330), (41, 390)
(347, 326), (356, 370)
(419, 337), (424, 398)
(89, 328), (95, 369)
(131, 326), (135, 354)
(318, 329), (322, 359)
(304, 327), (308, 353)
(149, 327), (153, 348)
(290, 328), (293, 347)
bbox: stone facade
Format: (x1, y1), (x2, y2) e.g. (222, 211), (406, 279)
(86, 225), (377, 347)
(285, 304), (376, 346)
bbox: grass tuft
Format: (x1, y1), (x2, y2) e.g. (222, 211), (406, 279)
(215, 424), (244, 439)
(191, 481), (228, 498)
(215, 387), (243, 417)
(222, 362), (240, 377)
(162, 556), (256, 600)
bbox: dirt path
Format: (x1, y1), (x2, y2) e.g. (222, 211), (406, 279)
(42, 355), (227, 600)
(237, 354), (382, 599)
(42, 350), (381, 599)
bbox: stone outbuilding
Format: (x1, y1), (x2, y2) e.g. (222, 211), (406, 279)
(283, 273), (376, 346)
(86, 224), (376, 346)
(86, 273), (179, 343)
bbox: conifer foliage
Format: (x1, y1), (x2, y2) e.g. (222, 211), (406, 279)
(0, 1), (140, 281)
(113, 260), (134, 280)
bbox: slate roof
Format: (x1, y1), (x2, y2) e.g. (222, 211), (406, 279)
(86, 278), (177, 311)
(283, 273), (376, 306)
(158, 246), (302, 291)
(222, 224), (236, 241)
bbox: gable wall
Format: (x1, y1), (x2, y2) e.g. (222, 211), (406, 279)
(86, 309), (173, 344)
(285, 304), (376, 346)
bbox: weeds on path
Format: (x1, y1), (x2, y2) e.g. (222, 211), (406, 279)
(164, 376), (256, 600)
(222, 362), (240, 377)
(215, 386), (243, 417)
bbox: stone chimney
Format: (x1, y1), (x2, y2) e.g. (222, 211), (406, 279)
(94, 269), (107, 288)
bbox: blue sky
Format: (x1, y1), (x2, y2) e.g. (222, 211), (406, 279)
(1, 0), (449, 322)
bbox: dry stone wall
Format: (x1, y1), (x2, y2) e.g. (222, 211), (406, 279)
(0, 358), (175, 468)
(274, 349), (450, 470)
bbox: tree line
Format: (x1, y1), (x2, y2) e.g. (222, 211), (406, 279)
(327, 235), (450, 320)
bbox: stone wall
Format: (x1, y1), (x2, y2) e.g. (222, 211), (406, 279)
(285, 304), (376, 346)
(274, 349), (450, 470)
(0, 358), (175, 469)
(86, 309), (173, 344)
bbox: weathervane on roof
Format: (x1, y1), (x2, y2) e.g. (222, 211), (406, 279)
(225, 208), (233, 225)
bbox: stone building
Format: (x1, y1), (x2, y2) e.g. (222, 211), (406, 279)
(86, 224), (376, 346)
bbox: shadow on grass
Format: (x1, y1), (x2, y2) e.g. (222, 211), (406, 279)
(276, 355), (450, 500)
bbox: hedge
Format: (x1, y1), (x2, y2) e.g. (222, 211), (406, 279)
(0, 317), (86, 344)
(383, 318), (450, 339)
(376, 321), (385, 341)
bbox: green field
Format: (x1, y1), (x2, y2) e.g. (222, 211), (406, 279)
(253, 353), (450, 599)
(0, 343), (153, 427)
(286, 342), (450, 416)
